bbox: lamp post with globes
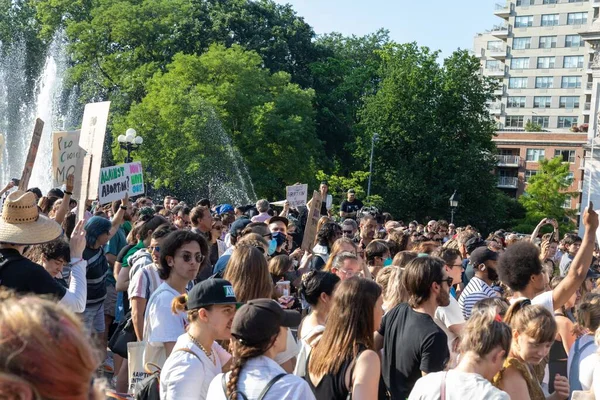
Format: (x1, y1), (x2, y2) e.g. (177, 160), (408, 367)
(117, 128), (143, 163)
(449, 190), (459, 225)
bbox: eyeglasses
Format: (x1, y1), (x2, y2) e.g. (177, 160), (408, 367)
(448, 263), (463, 269)
(338, 268), (358, 277)
(177, 252), (205, 264)
(439, 277), (454, 286)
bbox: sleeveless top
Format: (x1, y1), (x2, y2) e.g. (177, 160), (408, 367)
(493, 357), (545, 400)
(306, 346), (366, 400)
(293, 324), (326, 377)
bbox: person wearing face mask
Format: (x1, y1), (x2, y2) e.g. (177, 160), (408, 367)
(160, 279), (241, 400)
(365, 240), (392, 279)
(267, 216), (290, 256)
(458, 247), (500, 320)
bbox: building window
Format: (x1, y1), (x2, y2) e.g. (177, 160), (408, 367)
(487, 41), (504, 51)
(559, 96), (580, 109)
(535, 76), (554, 89)
(538, 36), (557, 49)
(525, 170), (538, 182)
(543, 0), (557, 3)
(562, 197), (572, 209)
(563, 56), (584, 69)
(516, 16), (534, 28)
(510, 77), (528, 89)
(554, 149), (576, 163)
(567, 12), (587, 26)
(558, 116), (578, 128)
(512, 58), (531, 69)
(532, 116), (549, 128)
(537, 57), (555, 69)
(516, 0), (532, 5)
(565, 35), (582, 48)
(508, 96), (526, 108)
(506, 116), (525, 128)
(514, 37), (532, 50)
(541, 14), (560, 27)
(486, 60), (501, 70)
(534, 96), (552, 108)
(561, 76), (581, 89)
(526, 149), (545, 162)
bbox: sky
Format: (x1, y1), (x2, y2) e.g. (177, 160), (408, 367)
(272, 0), (500, 59)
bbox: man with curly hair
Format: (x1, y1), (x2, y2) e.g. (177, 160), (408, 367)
(497, 204), (598, 313)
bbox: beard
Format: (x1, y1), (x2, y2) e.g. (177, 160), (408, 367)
(436, 287), (451, 307)
(487, 267), (499, 282)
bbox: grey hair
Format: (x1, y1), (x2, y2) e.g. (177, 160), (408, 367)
(332, 251), (359, 270)
(256, 199), (269, 213)
(341, 219), (358, 230)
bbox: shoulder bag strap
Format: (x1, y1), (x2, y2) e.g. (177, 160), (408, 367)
(142, 268), (151, 300)
(174, 347), (202, 361)
(441, 371), (448, 400)
(257, 373), (287, 400)
(221, 372), (250, 400)
(142, 287), (172, 342)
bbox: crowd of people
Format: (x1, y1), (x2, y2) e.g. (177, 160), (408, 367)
(3, 179), (600, 400)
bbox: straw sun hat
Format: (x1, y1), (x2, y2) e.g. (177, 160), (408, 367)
(0, 190), (63, 245)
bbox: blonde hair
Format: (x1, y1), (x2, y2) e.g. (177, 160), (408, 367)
(385, 266), (407, 310)
(0, 290), (103, 399)
(376, 266), (397, 302)
(505, 299), (557, 344)
(459, 310), (511, 357)
(323, 237), (358, 272)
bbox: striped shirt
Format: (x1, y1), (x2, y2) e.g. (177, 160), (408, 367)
(83, 246), (108, 306)
(458, 276), (498, 319)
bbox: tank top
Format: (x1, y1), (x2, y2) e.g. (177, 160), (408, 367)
(305, 346), (365, 400)
(493, 356), (545, 400)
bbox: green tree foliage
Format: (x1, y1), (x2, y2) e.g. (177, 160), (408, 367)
(358, 44), (500, 231)
(315, 170), (384, 215)
(114, 46), (321, 200)
(512, 157), (577, 233)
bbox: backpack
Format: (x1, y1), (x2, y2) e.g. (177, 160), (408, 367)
(134, 348), (201, 400)
(221, 372), (286, 400)
(568, 336), (595, 392)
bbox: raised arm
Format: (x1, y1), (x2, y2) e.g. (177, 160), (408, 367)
(553, 203), (598, 310)
(54, 174), (74, 225)
(530, 218), (548, 242)
(109, 194), (129, 238)
(58, 219), (88, 312)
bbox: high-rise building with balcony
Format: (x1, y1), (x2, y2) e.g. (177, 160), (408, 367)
(474, 0), (597, 215)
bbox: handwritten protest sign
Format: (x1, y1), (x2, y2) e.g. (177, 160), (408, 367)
(286, 184), (308, 208)
(99, 162), (144, 204)
(77, 101), (110, 220)
(19, 118), (44, 191)
(301, 191), (322, 251)
(52, 130), (83, 198)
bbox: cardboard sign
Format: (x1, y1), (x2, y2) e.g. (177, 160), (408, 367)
(52, 130), (84, 198)
(77, 101), (110, 220)
(301, 191), (323, 251)
(19, 118), (44, 191)
(98, 162), (144, 204)
(286, 184), (308, 208)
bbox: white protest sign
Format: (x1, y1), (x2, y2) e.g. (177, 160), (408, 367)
(77, 101), (110, 220)
(52, 130), (83, 198)
(286, 184), (308, 208)
(99, 162), (144, 205)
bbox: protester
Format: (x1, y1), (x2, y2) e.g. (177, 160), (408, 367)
(268, 215), (292, 256)
(330, 252), (363, 281)
(391, 250), (418, 268)
(251, 199), (271, 223)
(341, 219), (358, 239)
(323, 237), (359, 271)
(409, 311), (511, 399)
(339, 189), (363, 220)
(0, 291), (104, 398)
(492, 299), (569, 400)
(172, 205), (191, 230)
(559, 233), (582, 276)
(160, 279), (240, 399)
(294, 270), (340, 377)
(311, 222), (342, 270)
(471, 297), (510, 320)
(208, 217), (227, 267)
(375, 256), (451, 399)
(26, 238), (71, 288)
(568, 293), (600, 392)
(307, 277), (383, 399)
(318, 181), (333, 217)
(355, 214), (377, 253)
(365, 239), (391, 279)
(458, 246), (500, 319)
(0, 190), (87, 311)
(207, 299), (313, 400)
(144, 230), (208, 359)
(189, 205), (212, 237)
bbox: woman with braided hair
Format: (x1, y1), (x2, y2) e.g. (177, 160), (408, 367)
(207, 299), (315, 400)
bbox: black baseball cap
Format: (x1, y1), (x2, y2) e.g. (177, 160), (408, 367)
(186, 279), (242, 310)
(268, 216), (289, 227)
(470, 247), (499, 267)
(229, 217), (251, 237)
(231, 299), (301, 346)
(465, 236), (486, 254)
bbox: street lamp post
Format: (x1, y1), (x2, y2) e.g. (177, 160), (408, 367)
(449, 190), (459, 224)
(367, 133), (379, 204)
(117, 128), (143, 163)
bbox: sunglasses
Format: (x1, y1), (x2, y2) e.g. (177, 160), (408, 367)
(150, 246), (161, 253)
(178, 252), (205, 264)
(439, 277), (454, 286)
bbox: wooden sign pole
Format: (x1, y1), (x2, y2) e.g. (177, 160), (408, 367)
(19, 118), (44, 191)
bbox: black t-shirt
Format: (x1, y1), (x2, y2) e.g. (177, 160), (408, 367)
(340, 199), (363, 218)
(0, 248), (67, 299)
(378, 303), (449, 400)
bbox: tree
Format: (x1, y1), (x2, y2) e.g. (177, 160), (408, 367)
(512, 157), (577, 233)
(114, 47), (322, 201)
(315, 170), (384, 215)
(358, 44), (501, 231)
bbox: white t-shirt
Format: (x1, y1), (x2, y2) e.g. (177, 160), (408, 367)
(434, 296), (465, 367)
(144, 282), (187, 345)
(207, 355), (316, 400)
(510, 290), (554, 313)
(567, 335), (598, 390)
(160, 333), (232, 400)
(273, 328), (299, 365)
(408, 370), (510, 400)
